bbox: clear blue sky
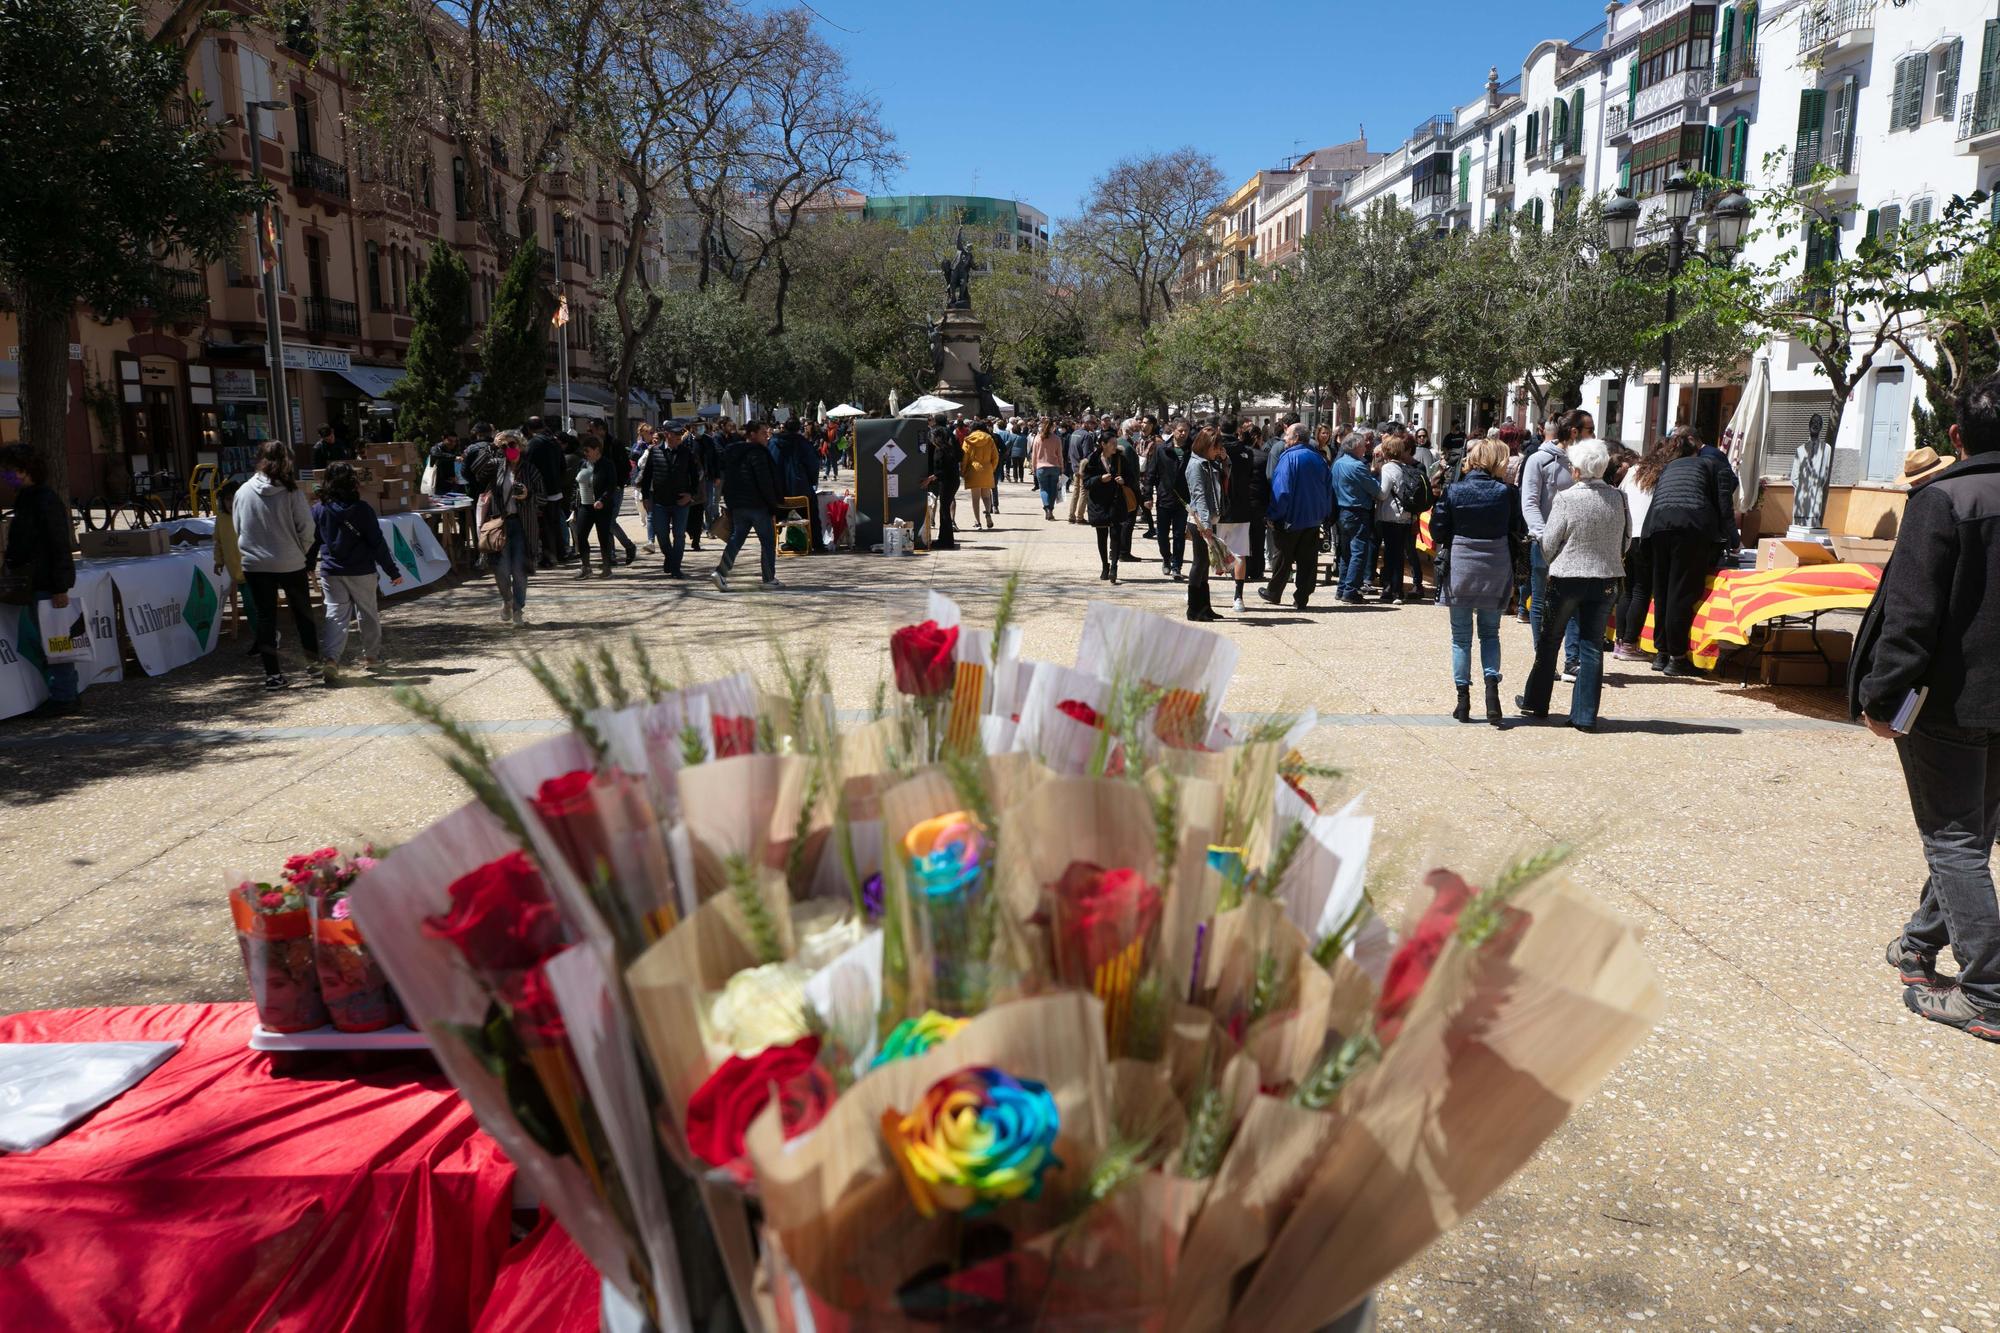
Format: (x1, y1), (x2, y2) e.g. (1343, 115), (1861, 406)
(809, 0), (1607, 223)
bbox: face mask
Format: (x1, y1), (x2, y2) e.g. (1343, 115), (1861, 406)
(504, 446), (520, 463)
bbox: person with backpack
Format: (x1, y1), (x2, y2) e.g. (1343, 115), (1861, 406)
(1521, 410), (1586, 676)
(312, 461), (403, 684)
(1375, 433), (1425, 605)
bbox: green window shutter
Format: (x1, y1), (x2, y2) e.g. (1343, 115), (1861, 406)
(1796, 87), (1826, 172)
(1527, 110), (1538, 156)
(1863, 208), (1879, 245)
(1552, 100), (1567, 152)
(1717, 6), (1735, 78)
(1571, 89), (1585, 155)
(1628, 62), (1639, 116)
(1740, 1), (1757, 60)
(1938, 40), (1964, 120)
(1832, 74), (1858, 169)
(1729, 118), (1750, 182)
(1889, 58), (1913, 131)
(1620, 160), (1631, 190)
(1980, 20), (2000, 128)
(1704, 125), (1722, 177)
(1459, 151), (1471, 203)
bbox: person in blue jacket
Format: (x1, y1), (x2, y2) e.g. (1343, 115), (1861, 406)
(1331, 430), (1384, 603)
(1258, 424), (1334, 609)
(312, 462), (402, 685)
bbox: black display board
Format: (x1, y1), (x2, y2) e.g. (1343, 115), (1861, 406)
(852, 417), (933, 550)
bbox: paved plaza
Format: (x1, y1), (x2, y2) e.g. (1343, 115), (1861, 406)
(2, 489), (1993, 1331)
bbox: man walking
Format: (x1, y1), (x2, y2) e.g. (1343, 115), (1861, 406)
(1260, 423), (1333, 609)
(1067, 416), (1097, 523)
(773, 416), (830, 552)
(1854, 372), (2000, 1043)
(1332, 429), (1382, 605)
(523, 417), (569, 567)
(584, 419), (638, 564)
(713, 421), (783, 592)
(1146, 422), (1191, 580)
(926, 413), (964, 550)
(641, 422), (700, 578)
(1522, 410), (1585, 677)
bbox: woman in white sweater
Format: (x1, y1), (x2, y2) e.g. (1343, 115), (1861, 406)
(232, 442), (319, 690)
(1515, 438), (1630, 731)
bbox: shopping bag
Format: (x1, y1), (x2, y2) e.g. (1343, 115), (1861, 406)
(420, 460), (439, 496)
(37, 600), (93, 664)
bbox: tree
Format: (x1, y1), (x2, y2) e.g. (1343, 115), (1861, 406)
(1152, 298), (1272, 412)
(1679, 160), (2000, 457)
(0, 0), (261, 495)
(1064, 148), (1224, 329)
(391, 239), (472, 442)
(1501, 197), (1662, 419)
(469, 241), (549, 428)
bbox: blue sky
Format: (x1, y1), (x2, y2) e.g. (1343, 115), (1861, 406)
(812, 0), (1605, 223)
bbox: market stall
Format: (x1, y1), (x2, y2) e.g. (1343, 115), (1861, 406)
(1640, 562), (1882, 670)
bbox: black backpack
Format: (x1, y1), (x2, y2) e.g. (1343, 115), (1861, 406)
(1395, 463), (1432, 515)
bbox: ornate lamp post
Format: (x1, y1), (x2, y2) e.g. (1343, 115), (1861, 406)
(1601, 175), (1751, 446)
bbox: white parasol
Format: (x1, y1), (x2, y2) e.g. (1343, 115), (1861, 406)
(825, 403), (866, 419)
(898, 393), (964, 418)
(1722, 354), (1769, 514)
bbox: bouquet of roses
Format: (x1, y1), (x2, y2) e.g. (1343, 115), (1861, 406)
(270, 844), (404, 1033)
(337, 603), (1660, 1331)
(230, 872), (327, 1034)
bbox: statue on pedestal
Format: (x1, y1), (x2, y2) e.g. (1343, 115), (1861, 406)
(939, 228), (975, 311)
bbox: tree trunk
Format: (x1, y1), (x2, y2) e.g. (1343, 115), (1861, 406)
(18, 285), (74, 501)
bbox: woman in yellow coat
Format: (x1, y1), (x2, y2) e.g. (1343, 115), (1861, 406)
(960, 421), (1000, 530)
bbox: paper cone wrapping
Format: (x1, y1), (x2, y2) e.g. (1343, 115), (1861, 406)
(745, 993), (1121, 1324)
(346, 804), (646, 1309)
(886, 589), (962, 632)
(679, 753), (813, 905)
(1076, 604), (1237, 729)
(1226, 877), (1663, 1329)
(1014, 664), (1117, 777)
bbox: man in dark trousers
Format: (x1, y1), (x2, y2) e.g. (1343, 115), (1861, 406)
(713, 420), (784, 591)
(926, 413), (964, 550)
(523, 416), (569, 567)
(1065, 415), (1097, 523)
(773, 416), (830, 553)
(584, 419), (637, 564)
(1854, 371), (2000, 1043)
(639, 421), (701, 577)
(1259, 423), (1332, 608)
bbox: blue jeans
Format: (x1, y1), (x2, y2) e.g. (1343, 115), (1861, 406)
(492, 517), (530, 610)
(1448, 606), (1502, 686)
(651, 501), (689, 573)
(1035, 466), (1062, 510)
(1522, 576), (1614, 725)
(1529, 539), (1581, 669)
(1336, 508), (1373, 599)
(721, 507), (776, 582)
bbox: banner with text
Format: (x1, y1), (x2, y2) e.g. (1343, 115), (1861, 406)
(106, 553), (231, 677)
(0, 571), (122, 719)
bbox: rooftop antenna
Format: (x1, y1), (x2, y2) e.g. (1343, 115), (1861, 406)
(1291, 137), (1306, 167)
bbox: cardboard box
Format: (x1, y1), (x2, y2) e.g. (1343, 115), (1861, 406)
(1759, 626), (1852, 663)
(78, 528), (171, 559)
(1757, 537), (1838, 570)
(1760, 655), (1837, 686)
(1831, 535), (1896, 565)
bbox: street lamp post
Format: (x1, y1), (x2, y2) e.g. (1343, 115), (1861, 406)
(552, 215), (571, 433)
(1601, 175), (1750, 447)
(244, 99), (294, 455)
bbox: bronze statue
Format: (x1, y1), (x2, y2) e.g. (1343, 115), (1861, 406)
(925, 316), (944, 379)
(939, 227), (975, 310)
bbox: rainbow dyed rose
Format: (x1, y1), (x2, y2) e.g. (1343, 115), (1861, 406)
(904, 811), (986, 898)
(881, 1066), (1061, 1218)
(871, 1009), (969, 1068)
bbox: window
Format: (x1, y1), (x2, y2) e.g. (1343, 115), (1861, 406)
(1794, 87), (1827, 180)
(1526, 110), (1539, 156)
(1936, 39), (1965, 120)
(366, 241), (382, 310)
(293, 97), (315, 156)
(237, 51), (279, 135)
(1891, 54), (1928, 131)
(1569, 89), (1584, 156)
(1631, 125), (1706, 197)
(1458, 150), (1471, 203)
(1721, 116), (1751, 183)
(420, 159), (434, 211)
(1908, 195), (1934, 227)
(452, 157), (468, 219)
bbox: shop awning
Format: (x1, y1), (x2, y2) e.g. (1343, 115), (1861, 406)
(330, 365), (408, 399)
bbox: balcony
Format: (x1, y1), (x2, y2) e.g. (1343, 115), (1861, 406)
(1704, 46), (1760, 104)
(1797, 0), (1874, 59)
(593, 195), (614, 223)
(546, 170), (575, 198)
(1550, 134), (1588, 174)
(1792, 139), (1858, 195)
(164, 266), (206, 303)
(1771, 276), (1833, 314)
(291, 150), (350, 201)
(1486, 168), (1516, 199)
(1634, 69), (1707, 123)
(1639, 0), (1694, 29)
(1604, 103), (1630, 145)
(1957, 86), (2000, 156)
(1407, 115), (1454, 151)
(303, 294), (360, 338)
(1411, 192), (1452, 221)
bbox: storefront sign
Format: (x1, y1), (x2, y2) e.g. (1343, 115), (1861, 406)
(214, 369), (260, 400)
(278, 344), (353, 372)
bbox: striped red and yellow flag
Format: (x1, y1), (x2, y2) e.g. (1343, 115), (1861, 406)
(1639, 563), (1881, 668)
(944, 661), (985, 750)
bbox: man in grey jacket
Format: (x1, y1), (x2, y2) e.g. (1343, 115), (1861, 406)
(1521, 410), (1586, 676)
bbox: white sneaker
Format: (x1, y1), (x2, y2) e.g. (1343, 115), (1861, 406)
(1232, 596), (1245, 613)
(514, 607), (529, 627)
(711, 569), (730, 592)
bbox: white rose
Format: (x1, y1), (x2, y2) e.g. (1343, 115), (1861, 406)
(707, 962), (810, 1057)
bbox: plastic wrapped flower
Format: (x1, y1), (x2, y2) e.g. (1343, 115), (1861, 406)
(882, 1066), (1061, 1218)
(903, 811), (986, 899)
(871, 1010), (969, 1068)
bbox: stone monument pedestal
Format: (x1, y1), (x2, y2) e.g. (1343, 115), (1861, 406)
(935, 308), (985, 407)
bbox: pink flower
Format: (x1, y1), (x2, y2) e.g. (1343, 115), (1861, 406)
(330, 897), (352, 920)
(259, 891), (286, 909)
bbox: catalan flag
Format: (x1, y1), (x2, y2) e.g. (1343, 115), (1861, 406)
(1639, 562), (1881, 669)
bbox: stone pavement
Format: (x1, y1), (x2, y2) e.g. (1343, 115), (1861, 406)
(2, 478), (1994, 1331)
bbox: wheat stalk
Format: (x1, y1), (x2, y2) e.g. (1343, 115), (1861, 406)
(1291, 1023), (1381, 1111)
(723, 853), (783, 964)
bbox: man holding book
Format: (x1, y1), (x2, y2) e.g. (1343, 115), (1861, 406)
(1852, 371), (2000, 1042)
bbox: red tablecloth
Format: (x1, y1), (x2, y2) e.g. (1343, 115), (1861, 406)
(0, 1003), (518, 1332)
(475, 1210), (602, 1333)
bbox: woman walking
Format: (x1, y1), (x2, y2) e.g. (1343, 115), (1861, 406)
(1642, 427), (1734, 675)
(1185, 427), (1226, 621)
(1431, 436), (1523, 724)
(234, 441), (319, 691)
(1517, 439), (1629, 731)
(312, 461), (402, 684)
(1375, 434), (1417, 604)
(1030, 417), (1065, 519)
(573, 434), (619, 578)
(1082, 429), (1138, 583)
(475, 428), (544, 625)
(1613, 434), (1688, 659)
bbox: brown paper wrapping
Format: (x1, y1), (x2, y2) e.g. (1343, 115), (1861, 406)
(1226, 877), (1663, 1330)
(679, 753), (814, 902)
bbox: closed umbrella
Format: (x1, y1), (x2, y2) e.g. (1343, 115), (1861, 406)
(1723, 353), (1769, 514)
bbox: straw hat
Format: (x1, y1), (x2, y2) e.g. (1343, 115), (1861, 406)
(1902, 446), (1952, 487)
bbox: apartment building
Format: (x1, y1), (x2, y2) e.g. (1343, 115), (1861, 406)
(1181, 140), (1382, 300)
(5, 8), (651, 497)
(1329, 0), (1996, 529)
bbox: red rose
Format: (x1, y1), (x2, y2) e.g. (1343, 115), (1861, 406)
(712, 714), (757, 758)
(1051, 860), (1162, 985)
(1055, 699), (1101, 729)
(1373, 869), (1478, 1045)
(502, 964), (570, 1045)
(890, 620), (959, 697)
(422, 851), (565, 976)
(530, 769), (610, 885)
(685, 1036), (829, 1174)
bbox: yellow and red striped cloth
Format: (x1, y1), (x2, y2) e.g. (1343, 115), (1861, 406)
(1639, 563), (1880, 669)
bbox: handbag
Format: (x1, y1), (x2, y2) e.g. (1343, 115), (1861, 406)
(478, 517), (508, 554)
(1120, 483), (1140, 514)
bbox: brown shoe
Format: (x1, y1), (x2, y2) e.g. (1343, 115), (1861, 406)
(1904, 983), (2000, 1040)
